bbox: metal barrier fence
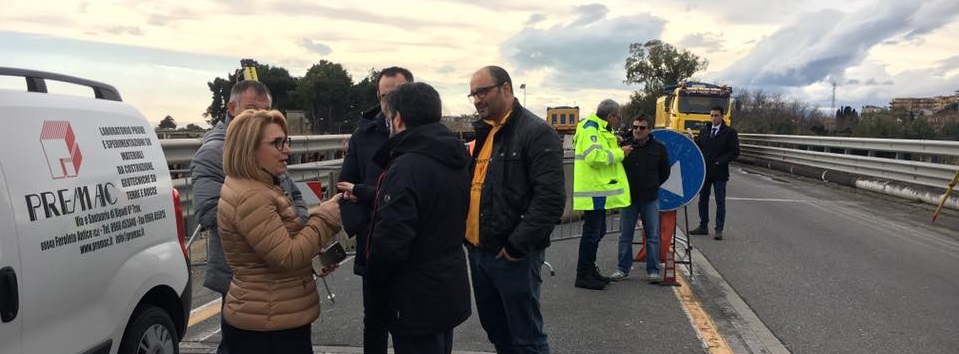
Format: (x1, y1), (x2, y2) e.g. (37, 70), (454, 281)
(740, 134), (959, 190)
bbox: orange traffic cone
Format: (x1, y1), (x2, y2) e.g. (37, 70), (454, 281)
(660, 246), (679, 286)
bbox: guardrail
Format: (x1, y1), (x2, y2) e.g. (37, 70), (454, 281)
(739, 134), (959, 190)
(161, 135), (351, 233)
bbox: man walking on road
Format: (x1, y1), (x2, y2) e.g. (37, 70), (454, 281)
(689, 106), (740, 240)
(190, 80), (308, 353)
(336, 66), (412, 354)
(611, 115), (670, 283)
(465, 65), (565, 354)
(572, 99), (631, 290)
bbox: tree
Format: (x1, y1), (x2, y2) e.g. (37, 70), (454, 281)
(293, 60), (354, 134)
(184, 123), (204, 131)
(203, 63), (299, 126)
(158, 115), (177, 129)
(203, 76), (236, 126)
(624, 40), (709, 115)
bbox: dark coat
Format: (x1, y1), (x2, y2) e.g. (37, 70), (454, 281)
(621, 135), (670, 203)
(469, 99), (566, 258)
(696, 123), (741, 182)
(366, 122), (472, 336)
(338, 106), (388, 275)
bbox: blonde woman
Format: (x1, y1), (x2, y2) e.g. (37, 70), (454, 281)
(217, 109), (342, 353)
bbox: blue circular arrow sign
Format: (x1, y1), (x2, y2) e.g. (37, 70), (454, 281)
(652, 129), (706, 211)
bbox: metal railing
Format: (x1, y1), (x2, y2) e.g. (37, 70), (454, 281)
(739, 134), (959, 190)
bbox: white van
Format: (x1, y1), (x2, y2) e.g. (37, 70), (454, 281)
(0, 68), (191, 354)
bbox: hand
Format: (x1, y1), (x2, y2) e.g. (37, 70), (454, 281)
(336, 182), (359, 202)
(621, 145), (634, 155)
(496, 247), (519, 261)
(335, 181), (354, 193)
(310, 193), (342, 219)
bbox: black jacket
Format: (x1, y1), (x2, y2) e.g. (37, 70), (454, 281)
(696, 123), (741, 182)
(621, 135), (670, 203)
(338, 106), (388, 275)
(366, 122), (472, 336)
(470, 99), (565, 258)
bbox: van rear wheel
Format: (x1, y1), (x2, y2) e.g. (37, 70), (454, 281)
(119, 304), (179, 354)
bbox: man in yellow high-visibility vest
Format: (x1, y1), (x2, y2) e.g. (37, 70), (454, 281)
(573, 99), (632, 290)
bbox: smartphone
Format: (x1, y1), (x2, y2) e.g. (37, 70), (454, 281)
(318, 241), (347, 267)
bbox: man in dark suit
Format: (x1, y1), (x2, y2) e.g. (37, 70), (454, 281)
(689, 106), (740, 240)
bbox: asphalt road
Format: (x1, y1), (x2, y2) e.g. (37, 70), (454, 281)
(180, 163), (959, 353)
(688, 166), (959, 353)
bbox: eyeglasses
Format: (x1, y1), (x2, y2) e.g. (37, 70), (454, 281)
(467, 83), (504, 99)
(264, 136), (292, 151)
(632, 125), (648, 131)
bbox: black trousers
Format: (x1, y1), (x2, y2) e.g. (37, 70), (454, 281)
(221, 319), (312, 354)
(392, 329), (454, 354)
(363, 276), (390, 354)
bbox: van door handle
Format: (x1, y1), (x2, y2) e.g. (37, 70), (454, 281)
(0, 266), (18, 323)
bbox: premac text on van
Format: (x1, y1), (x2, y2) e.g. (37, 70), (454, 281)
(24, 182), (119, 222)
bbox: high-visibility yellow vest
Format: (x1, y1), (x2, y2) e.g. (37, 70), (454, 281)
(572, 114), (630, 210)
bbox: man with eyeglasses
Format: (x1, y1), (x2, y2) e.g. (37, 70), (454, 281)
(336, 66), (413, 354)
(465, 66), (565, 354)
(190, 80), (308, 354)
(572, 99), (631, 290)
(610, 115), (670, 283)
(689, 106), (740, 240)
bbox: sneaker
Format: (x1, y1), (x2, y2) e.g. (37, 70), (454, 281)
(609, 271), (629, 281)
(592, 266), (612, 284)
(689, 226), (709, 235)
(575, 272), (607, 290)
(647, 272), (663, 284)
(714, 230), (724, 240)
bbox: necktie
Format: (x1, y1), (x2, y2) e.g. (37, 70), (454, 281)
(712, 127), (718, 137)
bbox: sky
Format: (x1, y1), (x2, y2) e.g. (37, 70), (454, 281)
(2, 0), (958, 127)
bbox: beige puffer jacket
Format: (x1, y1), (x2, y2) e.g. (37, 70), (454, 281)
(217, 176), (341, 331)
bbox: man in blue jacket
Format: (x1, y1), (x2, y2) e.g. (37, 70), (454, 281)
(366, 82), (471, 354)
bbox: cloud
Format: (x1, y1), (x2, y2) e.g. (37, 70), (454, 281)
(501, 4), (666, 90)
(722, 1), (959, 88)
(146, 8), (199, 26)
(678, 32), (724, 51)
(104, 26), (143, 36)
(298, 38), (332, 55)
(269, 1), (461, 29)
(526, 13), (546, 26)
(78, 2), (89, 13)
(570, 4), (608, 27)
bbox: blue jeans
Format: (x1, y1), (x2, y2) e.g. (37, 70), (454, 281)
(577, 209), (607, 273)
(468, 247), (549, 354)
(698, 180), (727, 231)
(617, 199), (661, 275)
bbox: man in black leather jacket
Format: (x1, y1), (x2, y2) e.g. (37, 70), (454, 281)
(465, 66), (565, 354)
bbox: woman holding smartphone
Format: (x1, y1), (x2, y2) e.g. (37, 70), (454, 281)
(217, 109), (342, 353)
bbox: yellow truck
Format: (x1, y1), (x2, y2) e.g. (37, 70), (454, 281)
(546, 106), (580, 134)
(655, 81), (732, 134)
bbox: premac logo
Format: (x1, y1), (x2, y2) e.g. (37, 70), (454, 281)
(40, 121), (83, 179)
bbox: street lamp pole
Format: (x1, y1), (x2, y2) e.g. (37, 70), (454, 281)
(520, 83), (527, 106)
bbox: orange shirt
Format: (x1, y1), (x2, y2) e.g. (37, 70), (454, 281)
(465, 110), (511, 246)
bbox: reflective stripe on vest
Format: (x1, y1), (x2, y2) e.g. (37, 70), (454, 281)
(575, 144), (615, 165)
(573, 188), (626, 198)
